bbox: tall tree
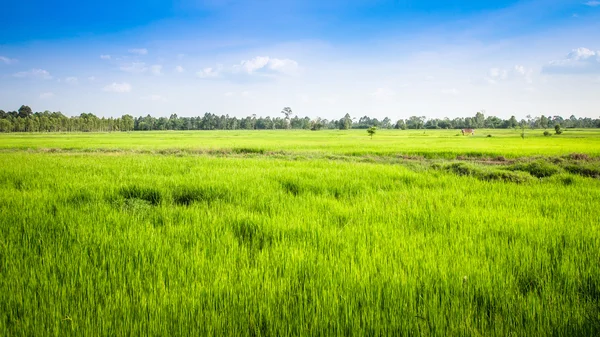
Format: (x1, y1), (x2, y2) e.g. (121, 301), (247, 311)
(281, 107), (293, 129)
(18, 105), (33, 118)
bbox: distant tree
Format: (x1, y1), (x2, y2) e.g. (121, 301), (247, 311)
(367, 126), (377, 139)
(407, 116), (425, 129)
(339, 113), (352, 130)
(281, 107), (293, 129)
(507, 116), (518, 129)
(554, 124), (563, 135)
(18, 105), (33, 118)
(394, 119), (407, 130)
(474, 111), (485, 128)
(311, 117), (324, 131)
(0, 119), (12, 132)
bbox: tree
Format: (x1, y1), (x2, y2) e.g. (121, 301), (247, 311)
(339, 113), (352, 130)
(394, 119), (407, 130)
(18, 105), (33, 118)
(311, 117), (324, 131)
(554, 124), (563, 135)
(367, 126), (377, 139)
(474, 111), (485, 128)
(0, 119), (12, 132)
(281, 107), (293, 129)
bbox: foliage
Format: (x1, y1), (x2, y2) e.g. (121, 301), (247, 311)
(555, 124), (563, 135)
(544, 131), (551, 136)
(367, 126), (377, 139)
(1, 105), (600, 133)
(509, 160), (560, 178)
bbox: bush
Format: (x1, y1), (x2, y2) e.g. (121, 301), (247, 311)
(543, 131), (551, 137)
(554, 124), (563, 135)
(509, 160), (560, 178)
(444, 162), (531, 183)
(563, 164), (600, 178)
(487, 134), (492, 138)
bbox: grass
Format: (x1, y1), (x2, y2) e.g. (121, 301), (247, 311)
(1, 128), (600, 158)
(1, 129), (600, 336)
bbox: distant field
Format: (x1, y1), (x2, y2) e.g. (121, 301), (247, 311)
(2, 128), (600, 158)
(1, 130), (599, 335)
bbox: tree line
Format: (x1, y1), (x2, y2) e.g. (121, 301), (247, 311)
(0, 105), (599, 133)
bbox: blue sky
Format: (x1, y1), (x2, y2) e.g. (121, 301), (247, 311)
(1, 0), (600, 119)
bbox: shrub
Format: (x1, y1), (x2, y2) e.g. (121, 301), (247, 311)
(444, 162), (531, 183)
(543, 131), (551, 137)
(487, 134), (492, 138)
(563, 164), (600, 178)
(509, 160), (560, 178)
(554, 124), (563, 135)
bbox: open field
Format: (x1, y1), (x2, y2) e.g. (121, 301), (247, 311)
(2, 129), (600, 158)
(1, 130), (600, 335)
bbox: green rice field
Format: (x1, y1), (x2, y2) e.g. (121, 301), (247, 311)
(1, 129), (599, 335)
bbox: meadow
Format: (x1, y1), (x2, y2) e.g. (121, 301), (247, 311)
(1, 129), (599, 336)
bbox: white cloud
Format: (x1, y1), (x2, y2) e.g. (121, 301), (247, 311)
(484, 65), (532, 84)
(65, 77), (78, 85)
(141, 95), (166, 102)
(128, 48), (148, 55)
(100, 54), (111, 60)
(487, 68), (508, 83)
(233, 56), (299, 75)
(150, 64), (162, 75)
(197, 66), (221, 78)
(514, 65), (533, 83)
(584, 1), (600, 7)
(542, 47), (600, 74)
(120, 62), (147, 73)
(103, 82), (132, 93)
(370, 87), (396, 100)
(441, 88), (459, 95)
(174, 65), (184, 73)
(39, 92), (54, 99)
(0, 56), (18, 64)
(13, 68), (52, 79)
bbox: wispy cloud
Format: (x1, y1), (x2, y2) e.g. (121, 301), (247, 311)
(103, 82), (132, 93)
(150, 65), (162, 75)
(232, 56), (299, 75)
(88, 76), (96, 81)
(65, 77), (78, 85)
(120, 62), (147, 73)
(128, 48), (148, 55)
(13, 68), (52, 79)
(39, 92), (54, 99)
(197, 66), (221, 78)
(369, 87), (396, 100)
(100, 54), (111, 60)
(0, 56), (18, 64)
(483, 65), (532, 84)
(584, 1), (600, 7)
(174, 65), (184, 73)
(542, 47), (600, 74)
